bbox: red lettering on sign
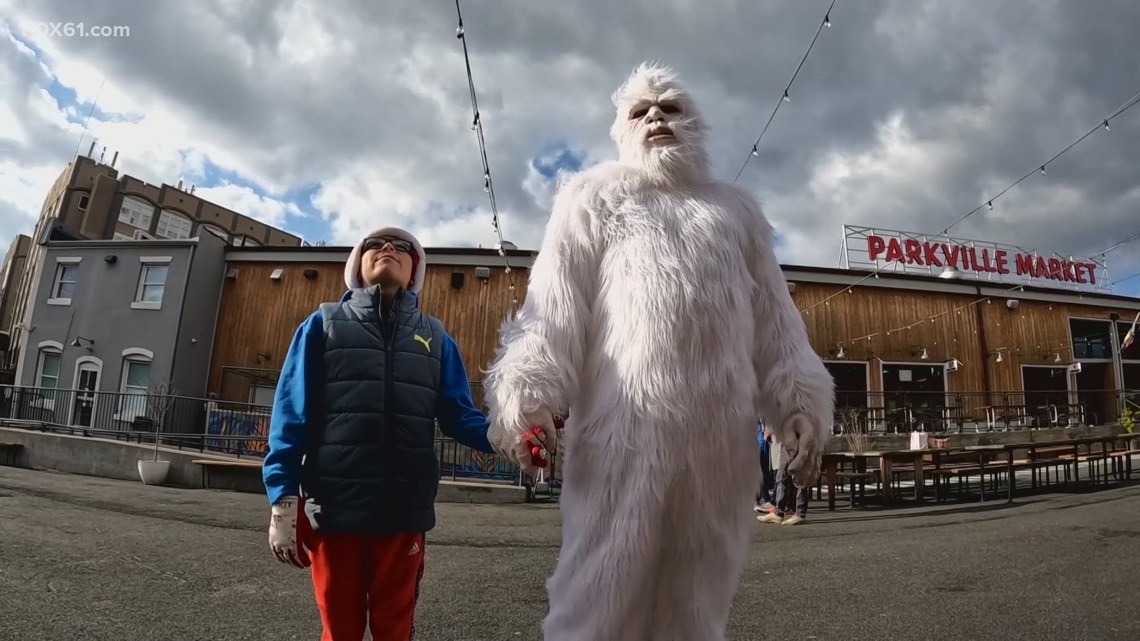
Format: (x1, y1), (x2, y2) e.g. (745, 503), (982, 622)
(862, 234), (1099, 286)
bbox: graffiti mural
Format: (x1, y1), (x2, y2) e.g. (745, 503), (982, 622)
(205, 407), (269, 456)
(436, 440), (520, 482)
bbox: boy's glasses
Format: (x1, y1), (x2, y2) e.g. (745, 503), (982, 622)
(362, 236), (413, 254)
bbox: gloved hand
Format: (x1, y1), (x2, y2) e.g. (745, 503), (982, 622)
(495, 410), (558, 476)
(777, 412), (828, 489)
(268, 496), (313, 569)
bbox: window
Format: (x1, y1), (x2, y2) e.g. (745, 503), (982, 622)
(201, 224), (229, 241)
(132, 257), (171, 310)
(118, 196), (154, 230)
(47, 258), (80, 305)
(113, 232), (134, 241)
(249, 384), (276, 407)
(122, 358), (152, 395)
(77, 194), (90, 210)
(156, 210), (193, 239)
(1069, 318), (1113, 360)
(117, 350), (154, 421)
(37, 349), (61, 389)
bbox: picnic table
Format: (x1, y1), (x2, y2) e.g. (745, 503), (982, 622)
(821, 433), (1133, 511)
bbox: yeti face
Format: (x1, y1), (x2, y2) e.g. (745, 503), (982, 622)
(609, 62), (709, 181)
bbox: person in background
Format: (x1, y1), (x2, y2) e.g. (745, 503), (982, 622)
(758, 439), (808, 526)
(262, 226), (497, 641)
(754, 420), (776, 514)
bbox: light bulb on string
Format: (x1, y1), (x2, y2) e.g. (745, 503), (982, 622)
(987, 201), (994, 210)
(1103, 119), (1110, 131)
(824, 13), (831, 27)
(456, 25), (464, 38)
(751, 145), (758, 157)
(1039, 165), (1046, 175)
(782, 90), (790, 103)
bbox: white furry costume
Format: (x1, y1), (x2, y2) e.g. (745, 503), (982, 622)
(484, 63), (835, 640)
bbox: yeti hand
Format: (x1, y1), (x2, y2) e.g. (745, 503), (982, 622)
(494, 410), (558, 476)
(268, 496), (313, 569)
(778, 412), (828, 488)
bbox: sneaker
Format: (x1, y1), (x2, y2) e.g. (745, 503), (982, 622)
(754, 501), (775, 513)
(758, 512), (783, 524)
(781, 514), (805, 526)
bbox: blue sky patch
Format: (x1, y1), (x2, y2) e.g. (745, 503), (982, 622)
(531, 145), (583, 179)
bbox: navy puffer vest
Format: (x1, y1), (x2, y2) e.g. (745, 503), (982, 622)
(302, 286), (445, 534)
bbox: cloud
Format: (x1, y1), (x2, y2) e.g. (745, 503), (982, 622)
(0, 0), (1137, 297)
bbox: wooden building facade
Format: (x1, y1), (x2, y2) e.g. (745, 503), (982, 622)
(206, 246), (532, 409)
(204, 245), (1140, 432)
(787, 266), (1140, 431)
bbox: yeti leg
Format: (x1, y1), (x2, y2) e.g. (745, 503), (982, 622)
(540, 437), (664, 641)
(647, 500), (753, 640)
(647, 438), (759, 640)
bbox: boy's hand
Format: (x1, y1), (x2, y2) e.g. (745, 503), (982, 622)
(268, 496), (313, 569)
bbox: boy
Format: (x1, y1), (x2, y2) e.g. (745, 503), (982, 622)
(262, 226), (496, 641)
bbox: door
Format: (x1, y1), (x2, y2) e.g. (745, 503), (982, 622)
(71, 365), (100, 427)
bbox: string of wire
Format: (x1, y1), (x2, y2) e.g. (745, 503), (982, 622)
(798, 90), (1140, 317)
(936, 88), (1140, 237)
(733, 0), (837, 182)
(454, 0), (519, 306)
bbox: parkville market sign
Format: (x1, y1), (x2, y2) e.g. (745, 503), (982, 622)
(840, 225), (1108, 291)
(866, 235), (1100, 284)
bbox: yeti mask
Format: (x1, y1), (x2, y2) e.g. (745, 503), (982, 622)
(609, 62), (711, 183)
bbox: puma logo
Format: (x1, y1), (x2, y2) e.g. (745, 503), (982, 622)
(408, 541), (420, 555)
(413, 334), (432, 352)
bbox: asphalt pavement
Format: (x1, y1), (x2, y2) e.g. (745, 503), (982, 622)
(1, 465), (1138, 641)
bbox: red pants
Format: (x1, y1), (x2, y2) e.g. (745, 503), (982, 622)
(309, 531), (426, 641)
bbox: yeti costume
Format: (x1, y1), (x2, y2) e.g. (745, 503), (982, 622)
(483, 63), (836, 640)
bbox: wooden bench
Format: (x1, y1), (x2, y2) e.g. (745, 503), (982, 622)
(1074, 449), (1134, 486)
(0, 442), (24, 467)
(832, 470), (878, 509)
(191, 458), (261, 490)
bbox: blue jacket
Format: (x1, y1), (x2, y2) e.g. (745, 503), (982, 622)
(757, 420), (768, 454)
(262, 290), (495, 506)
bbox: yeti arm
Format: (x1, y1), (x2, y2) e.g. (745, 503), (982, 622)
(738, 193), (835, 441)
(484, 174), (600, 430)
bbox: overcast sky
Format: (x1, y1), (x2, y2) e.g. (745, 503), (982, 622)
(1, 0), (1138, 296)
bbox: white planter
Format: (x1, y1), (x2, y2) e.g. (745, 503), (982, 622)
(137, 459), (171, 485)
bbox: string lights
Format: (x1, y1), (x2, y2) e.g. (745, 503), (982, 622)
(797, 89), (1140, 318)
(454, 0), (519, 308)
(936, 88), (1140, 237)
(733, 0), (837, 182)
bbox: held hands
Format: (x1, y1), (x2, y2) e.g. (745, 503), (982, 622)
(492, 410), (560, 476)
(777, 412), (828, 488)
(268, 496), (313, 569)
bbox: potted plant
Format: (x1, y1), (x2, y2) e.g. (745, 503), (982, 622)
(137, 380), (175, 485)
(1121, 406), (1138, 451)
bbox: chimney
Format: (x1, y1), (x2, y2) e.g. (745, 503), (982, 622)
(110, 151), (118, 168)
(87, 141), (96, 157)
(177, 179), (183, 190)
(99, 146), (106, 163)
(189, 184), (195, 195)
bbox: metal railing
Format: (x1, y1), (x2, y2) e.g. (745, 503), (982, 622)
(0, 384), (551, 490)
(833, 388), (1139, 434)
